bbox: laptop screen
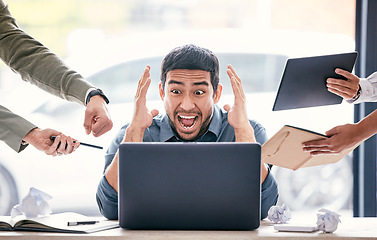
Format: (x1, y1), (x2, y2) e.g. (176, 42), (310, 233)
(118, 142), (261, 230)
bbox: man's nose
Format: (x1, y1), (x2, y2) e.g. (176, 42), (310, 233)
(180, 94), (195, 110)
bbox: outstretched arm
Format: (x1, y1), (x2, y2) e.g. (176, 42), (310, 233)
(224, 65), (268, 182)
(104, 66), (159, 192)
(303, 109), (377, 155)
(0, 1), (113, 137)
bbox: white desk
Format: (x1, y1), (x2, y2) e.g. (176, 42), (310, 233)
(0, 217), (376, 240)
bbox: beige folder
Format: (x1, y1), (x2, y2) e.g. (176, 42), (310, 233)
(262, 125), (357, 171)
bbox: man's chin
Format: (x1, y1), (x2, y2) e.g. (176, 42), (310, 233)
(177, 131), (199, 141)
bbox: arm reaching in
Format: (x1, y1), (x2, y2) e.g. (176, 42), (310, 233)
(23, 128), (80, 156)
(104, 66), (159, 192)
(303, 109), (377, 155)
(224, 65), (268, 182)
(0, 1), (112, 138)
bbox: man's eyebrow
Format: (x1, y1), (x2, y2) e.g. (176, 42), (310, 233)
(193, 81), (209, 86)
(167, 80), (184, 85)
(167, 80), (210, 87)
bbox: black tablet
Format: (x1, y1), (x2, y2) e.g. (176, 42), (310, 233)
(272, 52), (358, 111)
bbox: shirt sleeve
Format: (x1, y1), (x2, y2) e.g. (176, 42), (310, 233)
(249, 120), (279, 219)
(0, 105), (37, 152)
(250, 120), (268, 145)
(260, 169), (279, 219)
(0, 0), (94, 105)
(96, 126), (127, 219)
(96, 176), (119, 220)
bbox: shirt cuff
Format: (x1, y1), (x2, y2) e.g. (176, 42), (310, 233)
(349, 78), (375, 104)
(84, 88), (97, 106)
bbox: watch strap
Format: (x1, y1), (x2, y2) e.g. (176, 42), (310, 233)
(86, 89), (110, 105)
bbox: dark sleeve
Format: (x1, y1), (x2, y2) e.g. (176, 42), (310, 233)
(260, 169), (279, 220)
(250, 120), (268, 145)
(249, 120), (279, 219)
(96, 126), (127, 219)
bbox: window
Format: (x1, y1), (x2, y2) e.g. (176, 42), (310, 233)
(0, 0), (356, 216)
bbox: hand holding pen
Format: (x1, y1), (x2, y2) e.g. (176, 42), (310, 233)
(23, 128), (79, 157)
(49, 134), (80, 156)
(51, 136), (103, 150)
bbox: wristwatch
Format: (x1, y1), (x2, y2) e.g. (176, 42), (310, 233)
(350, 85), (361, 101)
(86, 89), (110, 105)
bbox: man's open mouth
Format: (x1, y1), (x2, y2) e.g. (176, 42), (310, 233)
(178, 115), (198, 129)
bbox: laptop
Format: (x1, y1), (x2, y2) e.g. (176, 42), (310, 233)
(118, 142), (261, 230)
(272, 52), (358, 111)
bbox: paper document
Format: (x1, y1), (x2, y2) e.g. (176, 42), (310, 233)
(0, 212), (119, 233)
(262, 125), (358, 170)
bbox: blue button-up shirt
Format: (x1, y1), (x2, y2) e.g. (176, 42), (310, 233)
(96, 105), (278, 220)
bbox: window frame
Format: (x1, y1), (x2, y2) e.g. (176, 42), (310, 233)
(353, 0), (377, 217)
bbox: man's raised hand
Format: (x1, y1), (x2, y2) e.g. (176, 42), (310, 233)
(125, 66), (159, 142)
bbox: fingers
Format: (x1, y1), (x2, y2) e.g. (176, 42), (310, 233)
(48, 135), (62, 156)
(227, 65), (245, 100)
(49, 134), (80, 156)
(326, 68), (360, 100)
(84, 96), (113, 137)
(302, 135), (342, 155)
(83, 111), (92, 135)
(90, 116), (113, 137)
(302, 138), (335, 155)
(327, 80), (359, 99)
(135, 66), (151, 101)
(327, 86), (355, 99)
(324, 126), (339, 137)
(335, 68), (359, 82)
(302, 138), (330, 148)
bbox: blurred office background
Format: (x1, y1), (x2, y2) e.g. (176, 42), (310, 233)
(0, 0), (359, 217)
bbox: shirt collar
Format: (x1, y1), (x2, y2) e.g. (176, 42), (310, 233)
(160, 115), (176, 142)
(159, 105), (223, 142)
(207, 105), (223, 138)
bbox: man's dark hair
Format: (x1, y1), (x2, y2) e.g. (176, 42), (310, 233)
(160, 44), (220, 93)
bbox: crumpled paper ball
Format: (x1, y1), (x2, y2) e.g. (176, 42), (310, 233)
(316, 208), (341, 233)
(11, 187), (52, 219)
(267, 204), (292, 224)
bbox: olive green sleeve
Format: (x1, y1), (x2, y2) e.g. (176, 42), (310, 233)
(0, 0), (94, 105)
(0, 105), (36, 152)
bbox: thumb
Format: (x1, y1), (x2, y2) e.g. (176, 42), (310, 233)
(151, 109), (159, 117)
(83, 115), (93, 135)
(223, 104), (231, 112)
(325, 126), (340, 137)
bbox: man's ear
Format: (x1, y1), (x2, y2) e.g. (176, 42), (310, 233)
(159, 82), (165, 100)
(213, 83), (222, 104)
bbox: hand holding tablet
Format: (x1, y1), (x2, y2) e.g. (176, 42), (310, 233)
(273, 52), (358, 111)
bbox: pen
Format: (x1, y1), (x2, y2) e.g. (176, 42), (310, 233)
(50, 136), (103, 149)
(67, 221), (99, 226)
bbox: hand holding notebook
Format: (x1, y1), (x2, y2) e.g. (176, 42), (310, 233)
(262, 125), (358, 170)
